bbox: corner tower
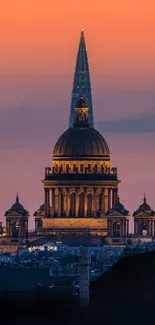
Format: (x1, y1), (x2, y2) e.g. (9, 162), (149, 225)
(5, 194), (29, 238)
(69, 30), (94, 127)
(133, 195), (155, 237)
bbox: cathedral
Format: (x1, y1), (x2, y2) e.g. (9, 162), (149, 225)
(1, 30), (155, 252)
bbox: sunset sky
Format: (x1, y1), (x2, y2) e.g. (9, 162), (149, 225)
(0, 0), (155, 231)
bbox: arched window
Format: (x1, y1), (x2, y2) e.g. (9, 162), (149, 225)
(113, 222), (120, 237)
(70, 193), (76, 217)
(87, 194), (93, 217)
(79, 193), (84, 217)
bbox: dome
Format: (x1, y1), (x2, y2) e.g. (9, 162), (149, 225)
(107, 196), (129, 216)
(11, 201), (24, 211)
(5, 194), (29, 217)
(139, 202), (151, 211)
(133, 195), (155, 217)
(53, 126), (110, 160)
(138, 195), (151, 211)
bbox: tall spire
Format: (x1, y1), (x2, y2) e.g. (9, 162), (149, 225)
(69, 30), (94, 127)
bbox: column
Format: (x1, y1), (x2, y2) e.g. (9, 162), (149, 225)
(44, 188), (50, 217)
(47, 189), (50, 216)
(107, 219), (111, 236)
(52, 189), (55, 216)
(104, 188), (109, 213)
(134, 220), (137, 235)
(108, 189), (111, 210)
(101, 189), (105, 214)
(24, 220), (28, 238)
(148, 220), (152, 236)
(63, 189), (67, 216)
(110, 220), (113, 236)
(112, 189), (115, 207)
(94, 189), (97, 217)
(121, 220), (124, 236)
(114, 188), (118, 204)
(96, 191), (99, 216)
(55, 189), (59, 216)
(151, 221), (154, 237)
(75, 189), (79, 217)
(124, 220), (126, 237)
(127, 220), (129, 237)
(84, 188), (87, 217)
(112, 188), (118, 206)
(19, 221), (22, 237)
(137, 220), (140, 235)
(66, 189), (70, 217)
(58, 189), (61, 217)
(6, 220), (9, 236)
(9, 222), (12, 237)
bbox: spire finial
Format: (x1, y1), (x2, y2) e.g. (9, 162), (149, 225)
(144, 193), (147, 203)
(16, 192), (19, 203)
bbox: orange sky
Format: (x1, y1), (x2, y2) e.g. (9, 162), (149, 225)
(0, 0), (155, 75)
(0, 1), (155, 230)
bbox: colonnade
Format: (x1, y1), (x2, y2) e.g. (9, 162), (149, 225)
(44, 187), (118, 218)
(134, 220), (155, 237)
(108, 219), (129, 237)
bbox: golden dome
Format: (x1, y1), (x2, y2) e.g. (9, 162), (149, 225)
(52, 97), (110, 174)
(53, 126), (110, 161)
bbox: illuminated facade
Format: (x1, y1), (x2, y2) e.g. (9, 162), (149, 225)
(35, 96), (119, 239)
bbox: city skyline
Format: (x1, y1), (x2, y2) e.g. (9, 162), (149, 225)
(0, 1), (155, 231)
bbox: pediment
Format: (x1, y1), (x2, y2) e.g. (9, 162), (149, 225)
(108, 211), (123, 217)
(37, 211), (45, 217)
(6, 211), (22, 217)
(134, 211), (150, 218)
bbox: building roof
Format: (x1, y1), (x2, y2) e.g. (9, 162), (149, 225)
(133, 195), (155, 217)
(5, 194), (29, 217)
(53, 126), (110, 161)
(106, 196), (129, 216)
(33, 203), (45, 216)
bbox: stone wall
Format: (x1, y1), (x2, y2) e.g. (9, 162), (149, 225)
(42, 217), (107, 230)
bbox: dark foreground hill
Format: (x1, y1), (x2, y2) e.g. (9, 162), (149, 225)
(1, 250), (155, 325)
(90, 250), (155, 324)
